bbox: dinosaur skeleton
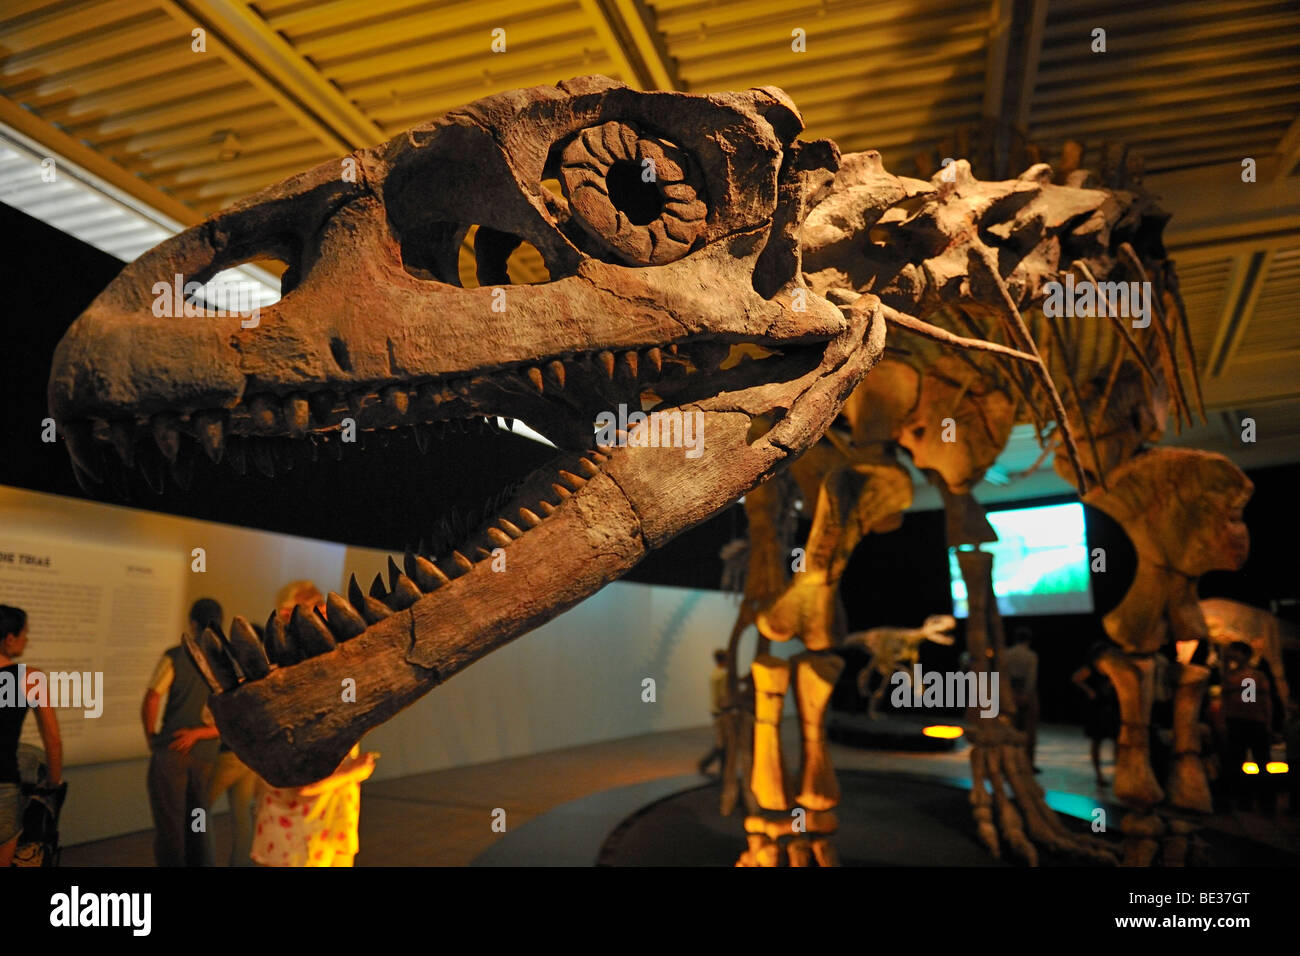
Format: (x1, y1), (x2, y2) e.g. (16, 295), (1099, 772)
(846, 614), (957, 719)
(725, 148), (1249, 866)
(46, 78), (1222, 868)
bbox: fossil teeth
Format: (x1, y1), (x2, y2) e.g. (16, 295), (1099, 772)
(413, 425), (430, 454)
(369, 573), (389, 600)
(557, 470), (585, 490)
(192, 626), (239, 692)
(551, 483), (572, 500)
(487, 527), (512, 547)
(250, 438), (276, 477)
(169, 454), (194, 491)
(62, 421), (101, 479)
(546, 360), (566, 388)
(228, 615), (271, 680)
(518, 508), (542, 528)
(385, 574), (422, 611)
(382, 385), (410, 416)
(667, 343), (679, 355)
(644, 347), (663, 373)
(249, 395), (280, 432)
(308, 390), (336, 424)
(387, 555), (404, 591)
(525, 367), (545, 393)
(290, 605), (337, 658)
(107, 421), (135, 467)
(226, 436), (247, 474)
(325, 592), (368, 641)
(498, 519), (524, 538)
(406, 551), (450, 591)
(264, 611), (300, 667)
(284, 394), (310, 437)
(194, 411), (224, 463)
(598, 350), (616, 379)
(622, 351), (638, 378)
(348, 574), (391, 625)
(538, 500), (557, 516)
(577, 458), (600, 478)
(452, 550), (474, 573)
(151, 414), (180, 463)
(474, 547), (494, 560)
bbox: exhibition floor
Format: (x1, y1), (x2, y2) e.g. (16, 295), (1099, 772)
(61, 724), (1298, 866)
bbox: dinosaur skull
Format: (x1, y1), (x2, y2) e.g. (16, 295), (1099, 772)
(49, 76), (886, 785)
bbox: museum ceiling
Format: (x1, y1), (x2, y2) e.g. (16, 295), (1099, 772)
(2, 0), (1298, 495)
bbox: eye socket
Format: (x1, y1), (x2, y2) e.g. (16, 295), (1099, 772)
(559, 121), (706, 266)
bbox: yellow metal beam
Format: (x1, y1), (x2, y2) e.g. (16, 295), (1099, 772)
(0, 92), (200, 226)
(158, 0), (386, 153)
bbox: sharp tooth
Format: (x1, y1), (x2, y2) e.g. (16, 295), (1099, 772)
(264, 611), (300, 667)
(62, 421), (101, 479)
(413, 425), (430, 454)
(195, 627), (239, 691)
(551, 483), (572, 500)
(348, 574), (391, 625)
(577, 458), (600, 477)
(557, 470), (585, 490)
(487, 527), (512, 547)
(667, 343), (679, 355)
(250, 439), (275, 477)
(249, 395), (280, 432)
(598, 350), (616, 379)
(474, 547), (494, 560)
(151, 414), (180, 462)
(139, 446), (166, 494)
(385, 574), (422, 611)
(622, 351), (638, 378)
(538, 500), (557, 516)
(518, 508), (542, 528)
(546, 360), (566, 388)
(290, 605), (337, 658)
(588, 448), (609, 462)
(452, 551), (474, 572)
(107, 421), (135, 467)
(382, 385), (410, 416)
(525, 367), (544, 393)
(325, 592), (368, 641)
(498, 519), (524, 538)
(369, 573), (389, 600)
(194, 411), (224, 463)
(645, 347), (663, 373)
(228, 615), (271, 679)
(169, 454), (194, 490)
(387, 555), (404, 590)
(406, 551), (450, 591)
(71, 462), (101, 495)
(284, 394), (310, 436)
(308, 390), (336, 424)
(226, 436), (248, 474)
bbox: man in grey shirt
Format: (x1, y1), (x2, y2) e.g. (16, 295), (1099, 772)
(141, 598), (223, 866)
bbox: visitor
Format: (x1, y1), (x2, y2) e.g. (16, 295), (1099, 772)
(1071, 643), (1119, 786)
(142, 597), (223, 866)
(1003, 627), (1040, 772)
(0, 605), (62, 867)
(250, 581), (377, 866)
(1220, 640), (1275, 811)
(697, 649), (729, 776)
